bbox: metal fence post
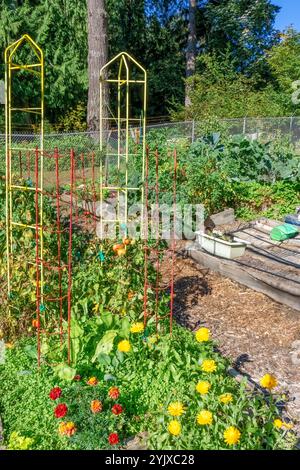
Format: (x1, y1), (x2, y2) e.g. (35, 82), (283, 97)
(191, 120), (195, 143)
(243, 117), (246, 135)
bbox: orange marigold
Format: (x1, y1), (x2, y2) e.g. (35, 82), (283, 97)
(108, 386), (120, 400)
(91, 400), (103, 414)
(58, 421), (76, 437)
(87, 377), (98, 386)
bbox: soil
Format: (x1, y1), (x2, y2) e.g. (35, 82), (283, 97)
(161, 244), (300, 436)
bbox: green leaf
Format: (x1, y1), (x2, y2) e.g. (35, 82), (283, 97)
(119, 317), (131, 338)
(24, 344), (38, 359)
(102, 312), (113, 328)
(92, 330), (117, 362)
(53, 363), (76, 381)
(97, 353), (111, 366)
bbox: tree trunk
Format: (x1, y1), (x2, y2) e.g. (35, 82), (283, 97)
(185, 0), (197, 109)
(87, 0), (108, 131)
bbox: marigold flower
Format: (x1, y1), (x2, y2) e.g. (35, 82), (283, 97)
(87, 376), (98, 386)
(112, 404), (123, 415)
(91, 400), (103, 414)
(201, 359), (217, 373)
(195, 327), (210, 343)
(54, 403), (68, 419)
(196, 381), (211, 395)
(108, 433), (119, 445)
(197, 410), (213, 426)
(58, 422), (66, 435)
(273, 419), (293, 430)
(219, 393), (233, 404)
(32, 319), (39, 328)
(167, 402), (186, 417)
(224, 426), (241, 446)
(127, 291), (135, 301)
(260, 374), (277, 390)
(273, 419), (283, 429)
(5, 343), (14, 349)
(168, 420), (181, 436)
(118, 340), (131, 353)
(49, 387), (62, 400)
(58, 421), (76, 437)
(108, 386), (120, 400)
(130, 322), (144, 334)
(73, 375), (81, 381)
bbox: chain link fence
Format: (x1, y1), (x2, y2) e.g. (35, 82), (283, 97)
(1, 117), (300, 156)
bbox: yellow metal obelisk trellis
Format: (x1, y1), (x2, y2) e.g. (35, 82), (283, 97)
(99, 52), (147, 239)
(5, 34), (44, 314)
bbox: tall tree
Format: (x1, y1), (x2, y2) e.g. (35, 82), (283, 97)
(202, 0), (280, 77)
(87, 0), (108, 131)
(185, 0), (197, 107)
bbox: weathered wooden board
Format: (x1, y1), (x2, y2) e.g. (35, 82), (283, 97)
(210, 208), (235, 226)
(187, 247), (300, 312)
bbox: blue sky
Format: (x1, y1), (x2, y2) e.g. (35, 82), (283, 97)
(273, 0), (300, 31)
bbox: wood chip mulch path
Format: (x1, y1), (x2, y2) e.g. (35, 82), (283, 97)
(161, 246), (300, 436)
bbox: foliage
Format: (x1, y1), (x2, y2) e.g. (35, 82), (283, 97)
(0, 321), (295, 450)
(234, 181), (300, 221)
(266, 28), (300, 115)
(172, 50), (287, 120)
(140, 130), (300, 217)
(8, 431), (34, 450)
(201, 0), (279, 77)
(55, 103), (87, 132)
(0, 0), (283, 126)
(0, 133), (298, 449)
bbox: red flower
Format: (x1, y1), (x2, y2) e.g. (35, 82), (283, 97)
(108, 386), (120, 400)
(54, 403), (68, 419)
(108, 433), (119, 445)
(49, 387), (62, 400)
(112, 404), (123, 415)
(73, 375), (81, 381)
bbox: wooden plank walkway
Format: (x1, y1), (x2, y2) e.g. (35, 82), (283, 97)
(186, 220), (300, 312)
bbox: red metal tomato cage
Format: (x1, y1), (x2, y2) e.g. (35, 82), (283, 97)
(5, 144), (177, 365)
(143, 147), (177, 335)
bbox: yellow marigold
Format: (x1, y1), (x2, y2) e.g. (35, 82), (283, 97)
(196, 381), (211, 395)
(273, 419), (293, 430)
(87, 376), (98, 386)
(5, 343), (14, 349)
(224, 426), (241, 446)
(219, 393), (233, 404)
(58, 422), (66, 435)
(91, 400), (103, 414)
(195, 327), (210, 343)
(201, 359), (217, 373)
(167, 402), (186, 417)
(130, 322), (144, 334)
(273, 419), (283, 429)
(118, 339), (131, 353)
(196, 410), (213, 426)
(58, 421), (76, 437)
(168, 420), (181, 436)
(260, 374), (277, 390)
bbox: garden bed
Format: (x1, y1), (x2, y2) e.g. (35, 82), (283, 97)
(0, 237), (298, 450)
(167, 247), (300, 435)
